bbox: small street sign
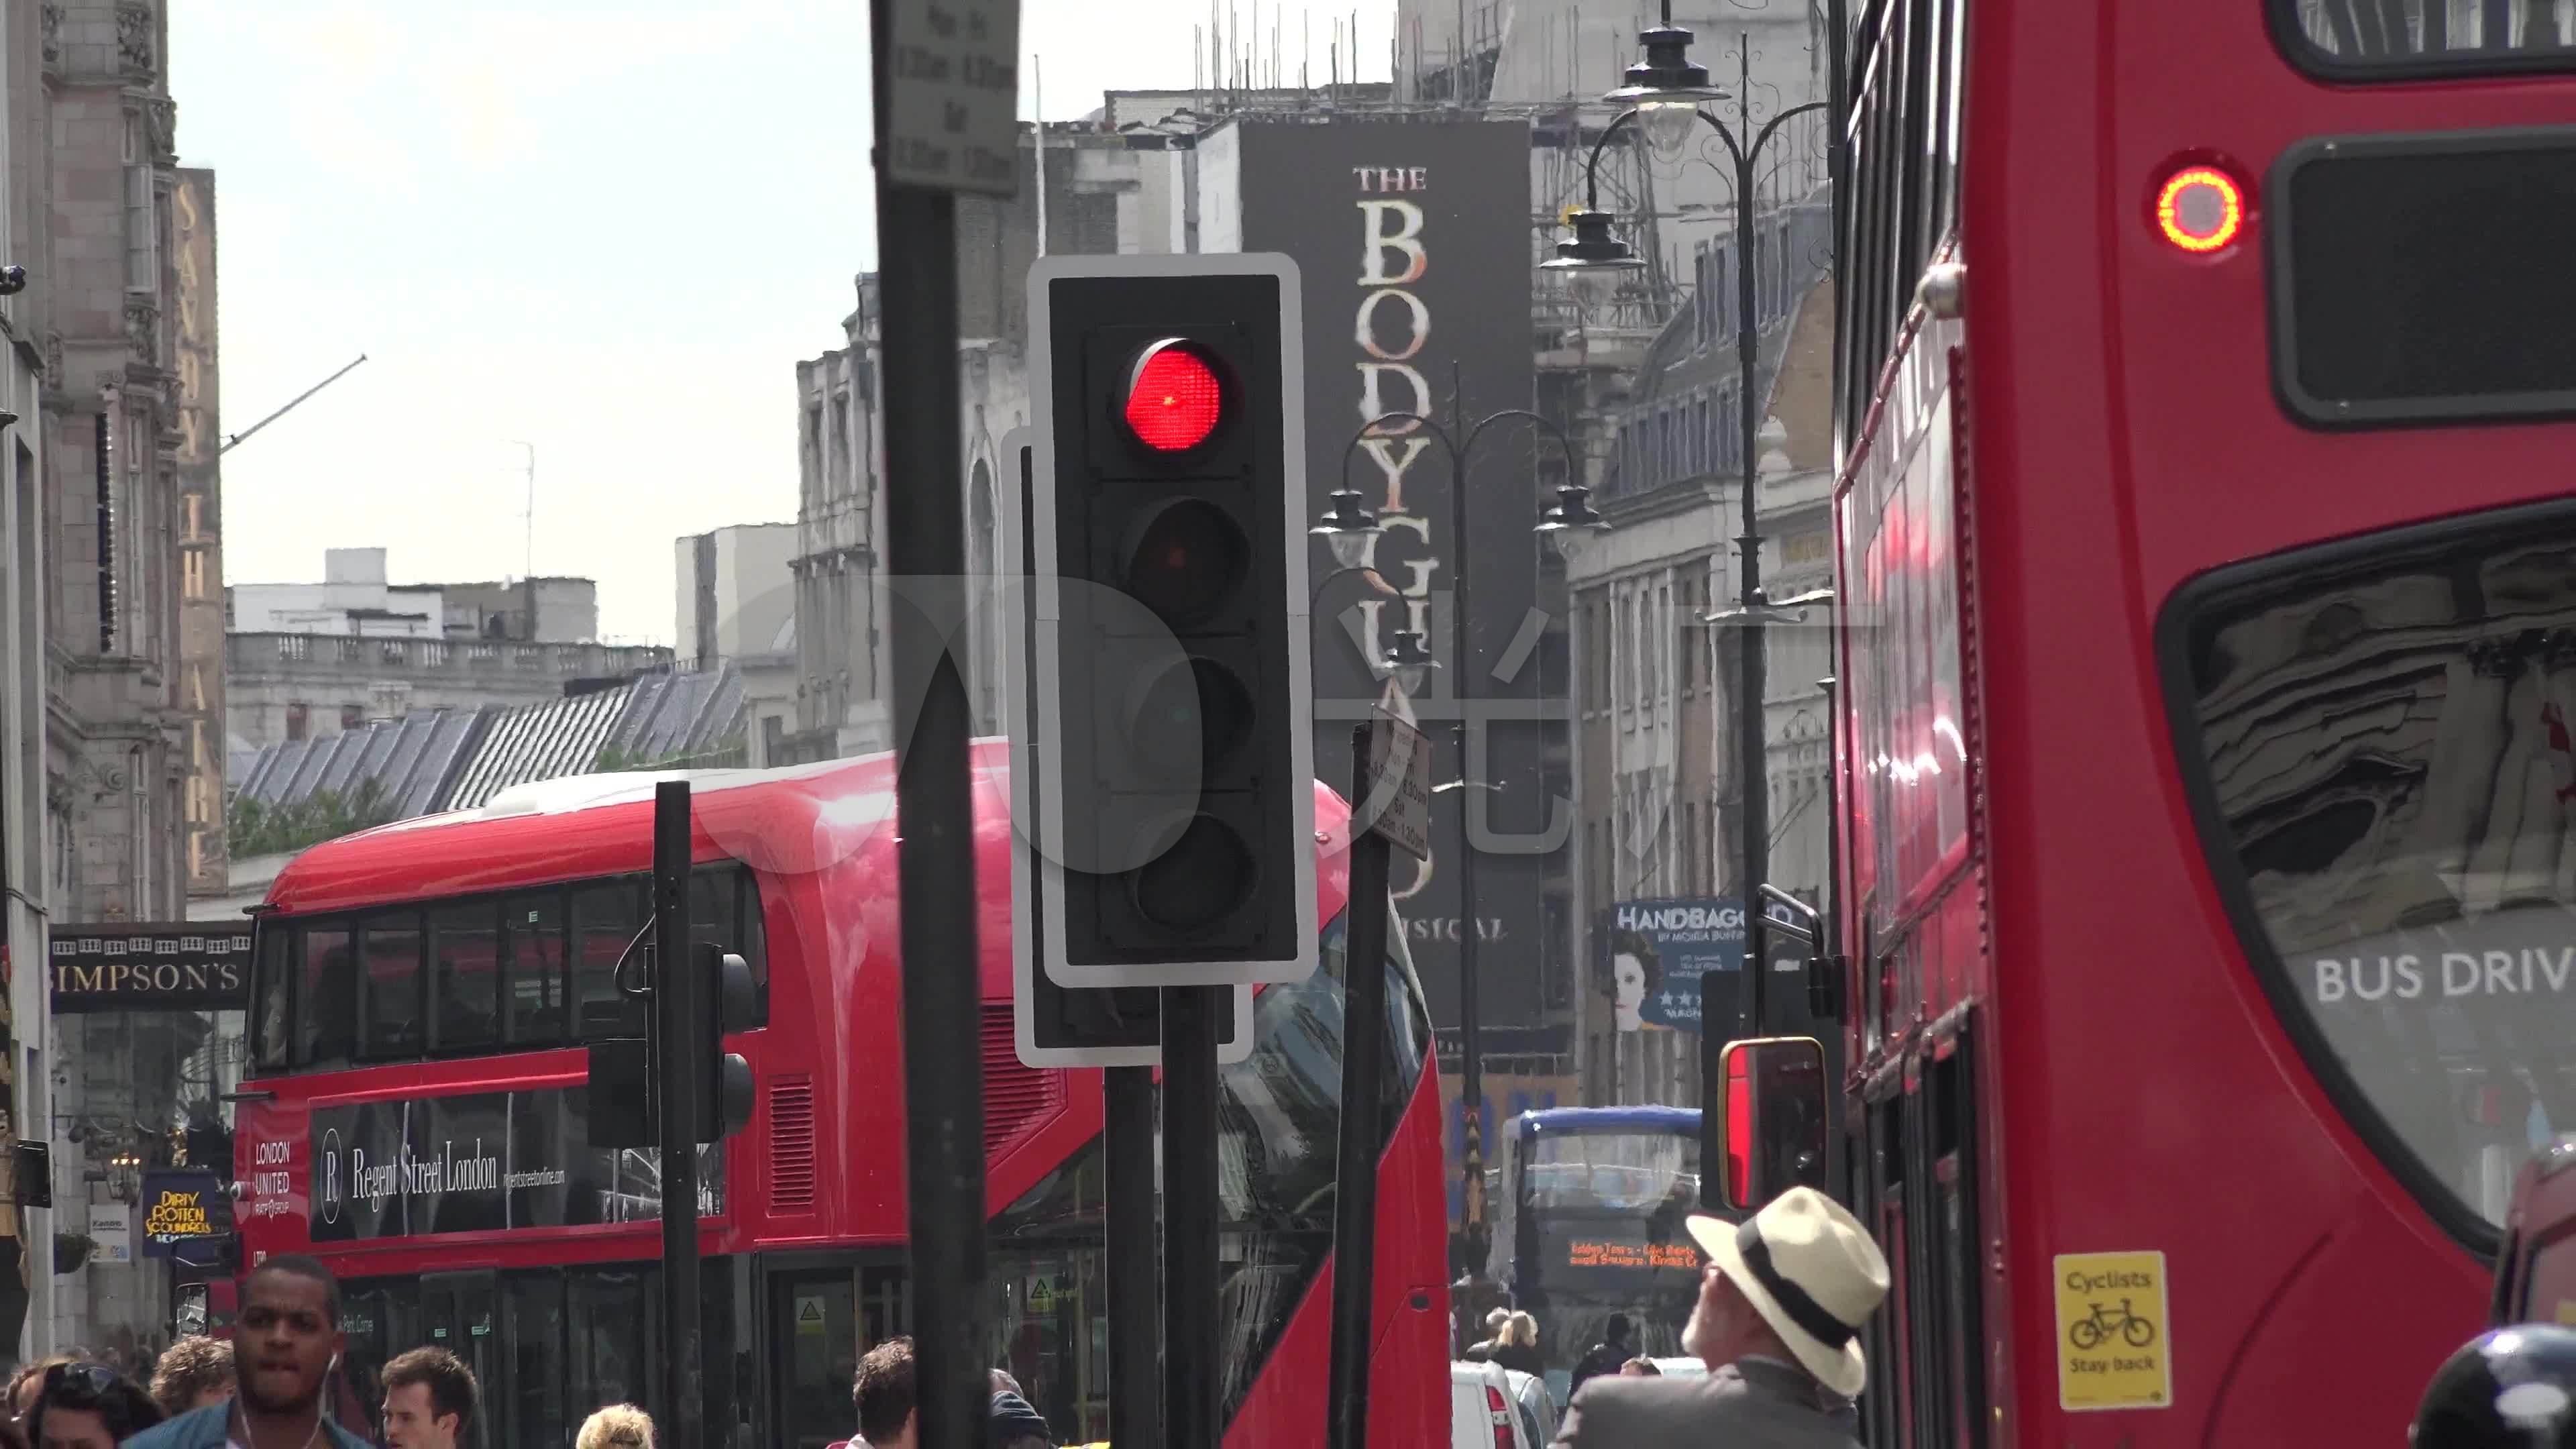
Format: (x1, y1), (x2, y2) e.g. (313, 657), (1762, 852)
(1359, 707), (1434, 861)
(881, 0), (1022, 195)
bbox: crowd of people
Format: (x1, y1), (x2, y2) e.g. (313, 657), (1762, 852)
(0, 1256), (659, 1449)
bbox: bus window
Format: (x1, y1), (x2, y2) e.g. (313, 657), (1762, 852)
(504, 890), (568, 1046)
(433, 900), (502, 1054)
(573, 882), (647, 1040)
(300, 924), (356, 1069)
(360, 913), (425, 1059)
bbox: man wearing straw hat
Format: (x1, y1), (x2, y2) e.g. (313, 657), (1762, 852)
(1554, 1187), (1890, 1447)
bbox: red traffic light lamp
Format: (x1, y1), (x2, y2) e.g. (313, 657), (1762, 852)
(1124, 339), (1226, 451)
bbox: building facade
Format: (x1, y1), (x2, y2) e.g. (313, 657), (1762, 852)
(1564, 197), (1837, 1109)
(0, 0), (54, 1368)
(21, 0), (221, 1365)
(676, 523), (798, 765)
(224, 549), (660, 757)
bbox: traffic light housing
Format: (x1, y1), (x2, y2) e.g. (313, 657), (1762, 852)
(694, 941), (757, 1144)
(583, 941), (756, 1150)
(1025, 254), (1317, 989)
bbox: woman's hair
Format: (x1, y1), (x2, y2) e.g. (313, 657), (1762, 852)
(146, 1335), (235, 1417)
(1502, 1312), (1539, 1348)
(26, 1362), (164, 1442)
(1601, 930), (1664, 998)
(576, 1403), (655, 1449)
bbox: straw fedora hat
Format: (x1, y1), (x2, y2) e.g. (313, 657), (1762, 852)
(1684, 1187), (1890, 1398)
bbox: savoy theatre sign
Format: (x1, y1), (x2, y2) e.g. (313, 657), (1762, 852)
(49, 923), (254, 1014)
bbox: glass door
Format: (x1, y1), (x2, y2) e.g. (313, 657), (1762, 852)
(771, 1265), (857, 1449)
(421, 1271), (500, 1449)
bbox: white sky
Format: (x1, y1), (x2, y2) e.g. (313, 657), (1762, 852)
(171, 0), (1395, 646)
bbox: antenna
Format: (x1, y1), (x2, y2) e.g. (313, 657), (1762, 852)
(506, 441), (536, 579)
(1034, 56), (1047, 258)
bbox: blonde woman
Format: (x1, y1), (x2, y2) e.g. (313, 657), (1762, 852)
(576, 1403), (656, 1449)
(1493, 1311), (1544, 1377)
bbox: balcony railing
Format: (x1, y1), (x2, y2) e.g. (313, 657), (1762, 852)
(230, 632), (672, 678)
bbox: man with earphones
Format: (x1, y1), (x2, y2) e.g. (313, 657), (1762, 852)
(120, 1256), (373, 1449)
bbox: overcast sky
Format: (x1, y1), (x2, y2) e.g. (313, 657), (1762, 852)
(171, 0), (1394, 645)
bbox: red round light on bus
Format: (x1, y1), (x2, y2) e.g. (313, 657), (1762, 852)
(1124, 340), (1226, 452)
(2155, 166), (2245, 254)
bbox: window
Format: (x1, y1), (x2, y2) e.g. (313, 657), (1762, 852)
(125, 164), (157, 292)
(2273, 0), (2576, 79)
(504, 890), (568, 1046)
(299, 925), (356, 1069)
(253, 924), (292, 1069)
(573, 881), (647, 1039)
(1213, 904), (1429, 1417)
(2167, 509), (2576, 1239)
(433, 900), (501, 1053)
(285, 703), (309, 743)
(359, 914), (425, 1059)
(341, 704), (364, 732)
(246, 867), (769, 1076)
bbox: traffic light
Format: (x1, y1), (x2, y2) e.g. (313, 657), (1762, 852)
(584, 941), (756, 1149)
(1024, 254), (1317, 989)
(694, 941), (757, 1144)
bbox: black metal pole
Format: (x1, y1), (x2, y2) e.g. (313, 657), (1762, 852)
(1732, 46), (1772, 1044)
(1106, 1066), (1163, 1449)
(1161, 985), (1223, 1447)
(1450, 413), (1487, 1287)
(1328, 725), (1395, 1449)
(650, 781), (703, 1447)
(871, 20), (987, 1447)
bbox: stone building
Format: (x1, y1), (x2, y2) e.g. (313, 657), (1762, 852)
(1562, 194), (1837, 1110)
(17, 0), (220, 1365)
(0, 0), (56, 1367)
(787, 120), (1152, 764)
(676, 523), (798, 766)
(223, 548), (662, 757)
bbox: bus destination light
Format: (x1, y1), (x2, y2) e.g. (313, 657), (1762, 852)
(2156, 166), (2245, 254)
(1125, 339), (1226, 451)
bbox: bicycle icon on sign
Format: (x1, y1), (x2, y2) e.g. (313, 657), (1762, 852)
(2068, 1299), (2157, 1352)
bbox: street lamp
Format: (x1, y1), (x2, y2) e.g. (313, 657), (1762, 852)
(1551, 19), (1828, 1205)
(1318, 403), (1593, 1284)
(1602, 0), (1725, 159)
(1311, 487), (1383, 570)
(1383, 629), (1440, 697)
(1534, 482), (1611, 558)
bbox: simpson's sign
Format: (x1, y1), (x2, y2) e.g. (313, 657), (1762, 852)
(50, 924), (254, 1014)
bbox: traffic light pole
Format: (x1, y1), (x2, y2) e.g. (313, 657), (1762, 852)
(1161, 986), (1223, 1449)
(1327, 725), (1396, 1449)
(650, 782), (704, 1448)
(1105, 1065), (1163, 1449)
(873, 179), (989, 1449)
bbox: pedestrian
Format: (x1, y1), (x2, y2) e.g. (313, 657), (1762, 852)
(2410, 1323), (2576, 1446)
(989, 1381), (1053, 1449)
(831, 1338), (916, 1449)
(378, 1347), (477, 1449)
(119, 1254), (373, 1449)
(7, 1358), (75, 1428)
(1565, 1315), (1634, 1398)
(574, 1403), (655, 1449)
(1491, 1313), (1544, 1379)
(20, 1362), (161, 1448)
(1462, 1307), (1511, 1363)
(1554, 1187), (1888, 1446)
(1618, 1358), (1661, 1377)
(145, 1337), (233, 1418)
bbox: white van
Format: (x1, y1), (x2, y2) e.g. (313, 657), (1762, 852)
(1451, 1359), (1556, 1448)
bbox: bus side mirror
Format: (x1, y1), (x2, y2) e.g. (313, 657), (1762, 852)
(1717, 1036), (1829, 1213)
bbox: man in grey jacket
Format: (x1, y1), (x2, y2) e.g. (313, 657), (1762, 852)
(1554, 1188), (1890, 1448)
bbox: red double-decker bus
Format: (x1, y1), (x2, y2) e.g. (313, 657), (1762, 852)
(229, 743), (1451, 1449)
(1813, 0), (2576, 1442)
